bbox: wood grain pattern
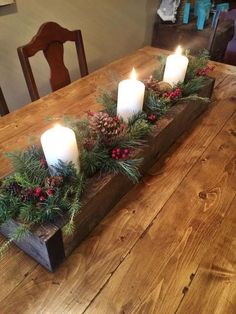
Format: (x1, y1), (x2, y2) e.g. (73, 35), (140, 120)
(84, 113), (236, 314)
(0, 47), (236, 314)
(177, 197), (236, 314)
(0, 235), (37, 302)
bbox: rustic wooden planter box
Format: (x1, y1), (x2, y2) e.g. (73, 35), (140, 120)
(0, 79), (215, 271)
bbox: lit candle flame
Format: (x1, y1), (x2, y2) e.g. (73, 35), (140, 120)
(130, 68), (137, 80)
(176, 46), (182, 55)
(53, 123), (63, 131)
(52, 124), (66, 136)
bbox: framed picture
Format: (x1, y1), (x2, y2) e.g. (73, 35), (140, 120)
(0, 0), (15, 5)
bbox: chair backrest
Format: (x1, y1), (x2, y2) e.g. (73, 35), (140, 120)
(220, 8), (236, 20)
(208, 10), (235, 62)
(18, 22), (88, 102)
(0, 87), (9, 116)
(220, 10), (236, 65)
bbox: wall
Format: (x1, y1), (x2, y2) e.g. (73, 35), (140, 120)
(0, 0), (158, 111)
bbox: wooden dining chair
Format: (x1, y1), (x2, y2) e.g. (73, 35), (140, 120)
(208, 9), (236, 65)
(18, 22), (89, 102)
(0, 87), (9, 116)
(220, 9), (236, 65)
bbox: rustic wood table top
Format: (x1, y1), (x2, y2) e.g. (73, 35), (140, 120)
(0, 46), (236, 314)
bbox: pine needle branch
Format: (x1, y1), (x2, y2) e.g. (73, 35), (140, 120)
(0, 224), (30, 259)
(100, 157), (143, 183)
(6, 145), (49, 187)
(178, 95), (210, 104)
(179, 76), (209, 96)
(97, 90), (117, 116)
(185, 51), (210, 81)
(144, 90), (171, 116)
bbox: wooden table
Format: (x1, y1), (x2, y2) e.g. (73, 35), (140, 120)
(0, 47), (236, 314)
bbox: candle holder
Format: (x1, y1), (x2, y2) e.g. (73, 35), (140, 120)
(0, 79), (214, 271)
(0, 51), (215, 271)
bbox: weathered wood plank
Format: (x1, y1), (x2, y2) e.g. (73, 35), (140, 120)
(0, 235), (37, 302)
(177, 197), (236, 314)
(82, 112), (236, 314)
(0, 219), (65, 271)
(0, 88), (235, 313)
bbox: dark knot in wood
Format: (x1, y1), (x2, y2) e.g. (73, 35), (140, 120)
(199, 191), (207, 200)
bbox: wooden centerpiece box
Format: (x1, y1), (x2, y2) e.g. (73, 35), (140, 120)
(0, 79), (215, 271)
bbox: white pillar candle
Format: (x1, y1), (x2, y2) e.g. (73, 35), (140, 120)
(163, 46), (189, 86)
(117, 68), (145, 122)
(41, 124), (79, 174)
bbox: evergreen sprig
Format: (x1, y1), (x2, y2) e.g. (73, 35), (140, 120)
(0, 224), (30, 258)
(179, 95), (210, 104)
(80, 144), (110, 177)
(144, 90), (171, 116)
(0, 193), (20, 225)
(6, 145), (49, 187)
(63, 117), (91, 146)
(100, 157), (143, 183)
(179, 76), (209, 96)
(128, 116), (152, 140)
(185, 50), (209, 81)
(97, 90), (117, 116)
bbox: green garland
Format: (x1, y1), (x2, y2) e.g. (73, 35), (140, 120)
(0, 51), (214, 256)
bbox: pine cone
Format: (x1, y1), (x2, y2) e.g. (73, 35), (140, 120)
(144, 77), (172, 96)
(83, 138), (95, 151)
(144, 77), (160, 93)
(5, 182), (22, 196)
(90, 112), (125, 142)
(20, 188), (34, 202)
(45, 176), (63, 188)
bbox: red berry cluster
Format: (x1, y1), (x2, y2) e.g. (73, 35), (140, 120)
(147, 114), (157, 123)
(34, 186), (54, 202)
(111, 148), (130, 160)
(163, 87), (182, 100)
(196, 65), (215, 76)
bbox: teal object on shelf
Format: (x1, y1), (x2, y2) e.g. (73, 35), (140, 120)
(194, 0), (211, 16)
(197, 4), (206, 30)
(183, 3), (191, 24)
(216, 3), (229, 12)
(195, 0), (211, 30)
